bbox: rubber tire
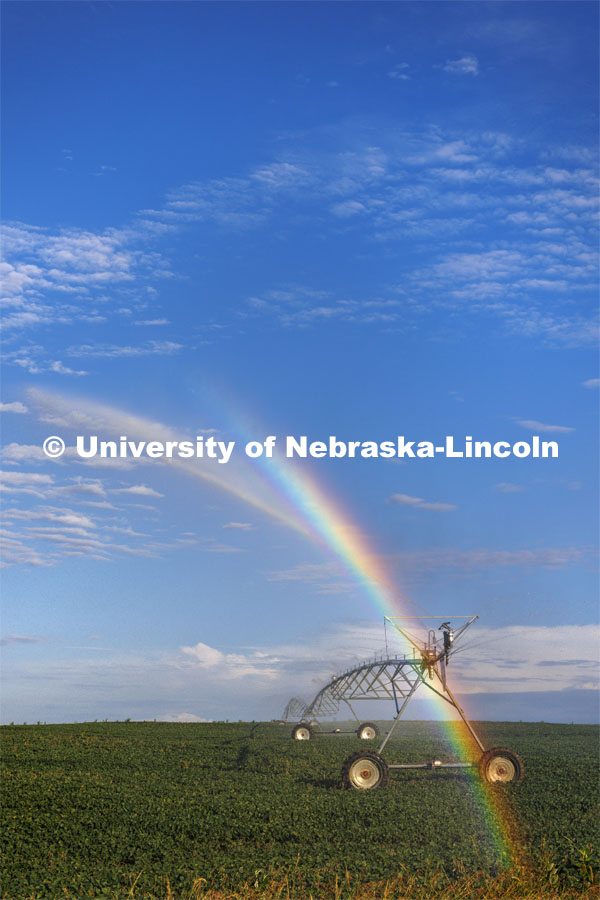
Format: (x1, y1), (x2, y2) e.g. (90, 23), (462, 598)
(357, 721), (379, 740)
(479, 746), (524, 783)
(291, 723), (313, 741)
(341, 750), (389, 790)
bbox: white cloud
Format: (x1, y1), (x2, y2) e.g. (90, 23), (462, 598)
(250, 162), (310, 189)
(2, 346), (89, 377)
(112, 485), (164, 498)
(196, 539), (244, 554)
(435, 140), (478, 162)
(388, 63), (410, 81)
(222, 522), (254, 530)
(582, 378), (599, 389)
(4, 126), (596, 360)
(494, 483), (525, 494)
(160, 713), (211, 723)
(1, 505), (173, 568)
(0, 470), (54, 498)
(395, 546), (589, 572)
(452, 625), (600, 695)
(331, 200), (366, 217)
(270, 546), (591, 586)
(2, 224), (147, 296)
(443, 54), (479, 76)
(499, 308), (598, 349)
(181, 641), (225, 667)
(67, 341), (182, 359)
(266, 561), (351, 595)
(432, 249), (523, 281)
(52, 479), (106, 499)
(93, 165), (117, 177)
(1, 443), (48, 463)
(0, 530), (49, 568)
(0, 470), (53, 486)
(0, 401), (28, 414)
(0, 634), (50, 646)
(0, 220), (173, 341)
(0, 465), (193, 568)
(181, 641), (280, 679)
(2, 623), (597, 724)
(388, 493), (457, 512)
(3, 506), (96, 530)
(50, 361), (88, 376)
(246, 286), (404, 327)
(516, 419), (574, 433)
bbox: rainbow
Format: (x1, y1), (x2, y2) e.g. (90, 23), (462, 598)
(30, 388), (522, 863)
(218, 411), (521, 866)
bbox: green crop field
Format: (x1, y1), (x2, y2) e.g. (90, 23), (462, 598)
(1, 721), (598, 900)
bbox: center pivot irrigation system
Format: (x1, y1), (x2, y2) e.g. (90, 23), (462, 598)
(283, 615), (524, 789)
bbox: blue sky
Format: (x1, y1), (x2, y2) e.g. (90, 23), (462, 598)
(1, 1), (598, 725)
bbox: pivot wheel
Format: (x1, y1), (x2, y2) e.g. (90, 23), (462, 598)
(479, 747), (524, 783)
(342, 750), (389, 790)
(357, 721), (379, 740)
(292, 723), (313, 741)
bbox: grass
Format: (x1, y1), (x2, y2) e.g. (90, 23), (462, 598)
(1, 720), (598, 899)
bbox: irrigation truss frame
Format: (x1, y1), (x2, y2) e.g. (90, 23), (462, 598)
(283, 615), (524, 788)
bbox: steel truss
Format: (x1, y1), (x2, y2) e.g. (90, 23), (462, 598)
(284, 657), (432, 739)
(282, 697), (310, 721)
(283, 614), (525, 787)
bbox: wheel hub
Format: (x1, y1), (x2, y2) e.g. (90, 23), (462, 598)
(486, 755), (516, 782)
(349, 758), (381, 789)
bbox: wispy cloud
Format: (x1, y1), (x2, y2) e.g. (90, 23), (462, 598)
(270, 546), (592, 584)
(246, 286), (404, 327)
(0, 470), (54, 499)
(2, 346), (89, 376)
(2, 125), (596, 357)
(0, 219), (173, 346)
(3, 622), (597, 723)
(0, 493), (180, 568)
(0, 451), (211, 569)
(195, 538), (244, 554)
(494, 483), (525, 494)
(516, 419), (574, 433)
(388, 63), (410, 81)
(443, 55), (479, 76)
(266, 561), (351, 595)
(0, 634), (50, 647)
(388, 493), (457, 512)
(394, 546), (589, 572)
(112, 485), (164, 498)
(67, 340), (182, 359)
(49, 361), (88, 376)
(2, 443), (48, 463)
(93, 164), (117, 177)
(0, 401), (28, 413)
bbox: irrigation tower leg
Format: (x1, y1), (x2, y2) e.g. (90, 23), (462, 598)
(443, 682), (486, 753)
(378, 678), (421, 754)
(344, 700), (360, 722)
